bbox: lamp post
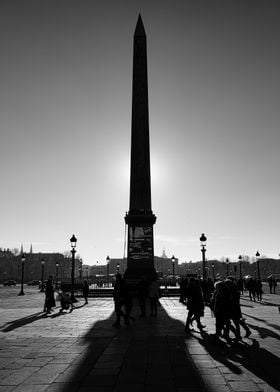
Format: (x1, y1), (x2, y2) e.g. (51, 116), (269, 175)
(238, 255), (242, 279)
(106, 256), (110, 287)
(70, 234), (78, 302)
(226, 258), (229, 277)
(212, 263), (215, 280)
(79, 261), (83, 280)
(167, 268), (170, 281)
(18, 254), (26, 296)
(171, 255), (175, 278)
(86, 267), (89, 280)
(200, 233), (207, 280)
(40, 258), (45, 292)
(256, 251), (260, 281)
(55, 262), (59, 290)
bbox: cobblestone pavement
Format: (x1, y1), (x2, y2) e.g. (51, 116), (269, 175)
(0, 286), (279, 392)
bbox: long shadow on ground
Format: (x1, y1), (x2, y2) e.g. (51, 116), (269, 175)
(56, 301), (208, 392)
(243, 311), (280, 333)
(242, 296), (280, 308)
(193, 330), (280, 391)
(246, 323), (280, 340)
(0, 304), (87, 330)
(52, 298), (280, 392)
(0, 312), (47, 332)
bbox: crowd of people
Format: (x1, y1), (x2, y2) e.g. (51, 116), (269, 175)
(43, 276), (90, 314)
(42, 272), (276, 344)
(179, 275), (252, 342)
(112, 274), (160, 326)
(42, 273), (161, 324)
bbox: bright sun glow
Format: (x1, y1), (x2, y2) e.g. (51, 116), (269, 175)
(116, 155), (164, 188)
(151, 157), (162, 187)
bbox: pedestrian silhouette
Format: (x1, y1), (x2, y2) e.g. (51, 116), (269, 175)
(184, 278), (205, 332)
(82, 279), (89, 304)
(44, 275), (55, 314)
(148, 276), (160, 318)
(112, 274), (129, 327)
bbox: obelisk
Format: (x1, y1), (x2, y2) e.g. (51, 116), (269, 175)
(124, 14), (157, 283)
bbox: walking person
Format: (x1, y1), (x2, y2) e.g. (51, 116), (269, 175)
(179, 277), (188, 304)
(44, 275), (56, 314)
(272, 278), (277, 294)
(224, 277), (252, 341)
(148, 276), (160, 318)
(237, 278), (244, 295)
(268, 277), (273, 294)
(82, 279), (89, 304)
(255, 279), (263, 302)
(184, 278), (205, 332)
(221, 277), (251, 341)
(211, 280), (232, 341)
(247, 278), (256, 301)
(112, 274), (129, 327)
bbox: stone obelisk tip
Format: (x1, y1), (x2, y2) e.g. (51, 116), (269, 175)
(134, 14), (146, 37)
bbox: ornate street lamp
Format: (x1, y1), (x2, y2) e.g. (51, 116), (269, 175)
(70, 234), (78, 302)
(226, 258), (229, 277)
(212, 263), (215, 280)
(171, 255), (175, 278)
(40, 258), (45, 292)
(106, 256), (110, 287)
(238, 255), (243, 279)
(79, 260), (83, 280)
(200, 233), (207, 280)
(256, 251), (260, 281)
(55, 262), (59, 290)
(18, 254), (26, 296)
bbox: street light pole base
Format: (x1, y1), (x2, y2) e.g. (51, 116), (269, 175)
(18, 291), (25, 296)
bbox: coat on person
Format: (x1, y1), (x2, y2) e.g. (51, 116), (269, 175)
(148, 277), (160, 318)
(44, 275), (55, 313)
(112, 274), (129, 326)
(211, 280), (231, 339)
(255, 280), (263, 301)
(184, 278), (205, 331)
(59, 292), (74, 312)
(82, 280), (89, 304)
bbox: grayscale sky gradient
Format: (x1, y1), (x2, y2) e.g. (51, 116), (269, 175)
(1, 0), (280, 265)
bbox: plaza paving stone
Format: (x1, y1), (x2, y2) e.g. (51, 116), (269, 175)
(0, 285), (279, 391)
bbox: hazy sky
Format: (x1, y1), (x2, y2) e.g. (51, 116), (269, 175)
(1, 0), (280, 265)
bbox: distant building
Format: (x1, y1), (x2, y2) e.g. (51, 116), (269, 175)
(154, 255), (178, 276)
(88, 253), (179, 278)
(0, 250), (80, 283)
